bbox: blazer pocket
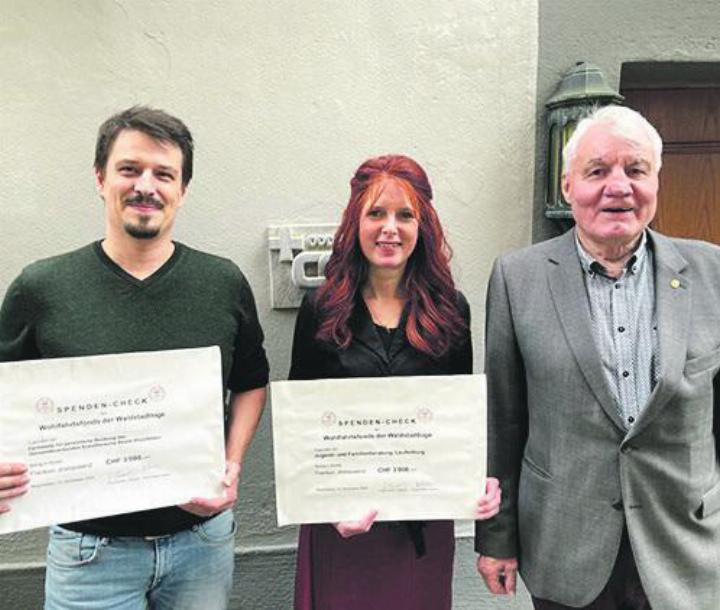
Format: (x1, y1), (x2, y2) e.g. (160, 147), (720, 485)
(522, 455), (552, 480)
(684, 347), (720, 377)
(698, 481), (720, 519)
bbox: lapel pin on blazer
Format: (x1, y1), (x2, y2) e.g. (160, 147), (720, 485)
(670, 278), (681, 289)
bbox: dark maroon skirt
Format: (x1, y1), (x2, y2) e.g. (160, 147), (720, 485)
(294, 521), (455, 610)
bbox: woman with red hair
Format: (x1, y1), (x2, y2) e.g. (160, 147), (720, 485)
(290, 155), (500, 610)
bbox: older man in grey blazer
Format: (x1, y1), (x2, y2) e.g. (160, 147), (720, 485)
(475, 105), (720, 609)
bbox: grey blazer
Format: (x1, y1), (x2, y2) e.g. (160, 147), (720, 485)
(475, 229), (720, 609)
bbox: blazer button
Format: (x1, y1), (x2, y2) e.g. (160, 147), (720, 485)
(612, 500), (623, 511)
(621, 445), (635, 454)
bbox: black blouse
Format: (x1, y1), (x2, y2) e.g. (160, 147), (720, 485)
(289, 291), (472, 381)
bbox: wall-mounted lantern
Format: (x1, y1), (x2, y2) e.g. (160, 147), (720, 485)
(545, 62), (624, 219)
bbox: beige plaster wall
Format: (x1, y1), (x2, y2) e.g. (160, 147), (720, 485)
(0, 0), (537, 605)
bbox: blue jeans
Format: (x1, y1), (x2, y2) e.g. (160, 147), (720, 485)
(44, 510), (236, 610)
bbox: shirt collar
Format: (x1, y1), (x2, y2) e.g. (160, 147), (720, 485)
(575, 229), (649, 279)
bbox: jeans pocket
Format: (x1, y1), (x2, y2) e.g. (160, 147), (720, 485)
(194, 510), (237, 544)
(47, 526), (105, 568)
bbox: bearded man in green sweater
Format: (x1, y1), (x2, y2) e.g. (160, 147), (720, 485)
(0, 106), (269, 610)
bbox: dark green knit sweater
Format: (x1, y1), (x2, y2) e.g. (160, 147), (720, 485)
(0, 241), (268, 535)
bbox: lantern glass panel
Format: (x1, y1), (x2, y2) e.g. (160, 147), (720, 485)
(547, 123), (560, 208)
(560, 120), (577, 204)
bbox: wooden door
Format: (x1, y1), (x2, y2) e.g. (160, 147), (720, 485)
(621, 88), (720, 244)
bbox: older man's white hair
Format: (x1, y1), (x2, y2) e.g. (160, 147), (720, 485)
(563, 105), (664, 174)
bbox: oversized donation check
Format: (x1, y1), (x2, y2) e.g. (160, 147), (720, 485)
(0, 347), (226, 534)
(271, 374), (485, 525)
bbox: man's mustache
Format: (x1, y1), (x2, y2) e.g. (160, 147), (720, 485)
(124, 194), (164, 209)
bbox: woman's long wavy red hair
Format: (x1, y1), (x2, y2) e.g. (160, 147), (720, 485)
(314, 154), (467, 357)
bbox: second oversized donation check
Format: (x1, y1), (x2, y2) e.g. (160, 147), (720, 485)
(272, 374), (486, 525)
(0, 347), (226, 534)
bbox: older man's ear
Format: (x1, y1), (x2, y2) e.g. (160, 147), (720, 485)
(561, 173), (572, 205)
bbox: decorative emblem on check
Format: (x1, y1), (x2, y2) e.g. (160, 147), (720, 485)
(148, 385), (166, 402)
(35, 397), (54, 414)
(416, 407), (433, 423)
(320, 411), (337, 426)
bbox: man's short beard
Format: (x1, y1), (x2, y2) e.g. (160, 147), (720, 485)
(124, 222), (160, 240)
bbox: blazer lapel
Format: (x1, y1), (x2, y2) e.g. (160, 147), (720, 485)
(628, 230), (690, 437)
(547, 230), (626, 430)
(387, 304), (410, 361)
(351, 298), (410, 366)
(351, 298), (391, 365)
